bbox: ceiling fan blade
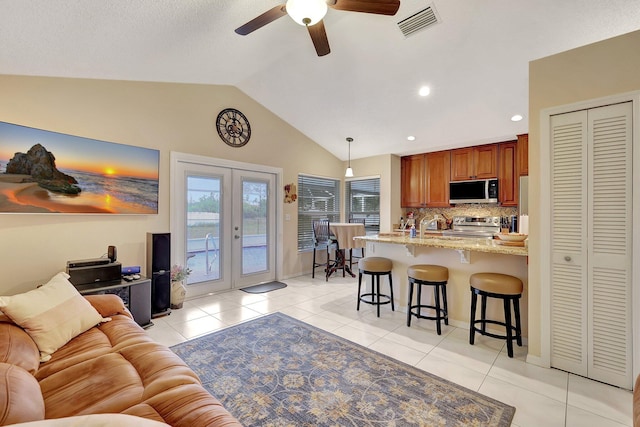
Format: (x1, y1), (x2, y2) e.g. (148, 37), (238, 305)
(235, 5), (288, 35)
(307, 20), (331, 57)
(328, 0), (400, 16)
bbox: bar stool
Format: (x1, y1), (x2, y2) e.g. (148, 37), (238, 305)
(357, 257), (394, 317)
(469, 272), (523, 358)
(406, 265), (449, 335)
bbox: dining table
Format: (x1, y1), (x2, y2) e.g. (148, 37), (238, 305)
(326, 222), (366, 278)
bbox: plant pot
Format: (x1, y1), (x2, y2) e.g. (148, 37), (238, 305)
(170, 280), (186, 309)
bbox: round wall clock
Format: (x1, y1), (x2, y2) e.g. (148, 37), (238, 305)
(216, 108), (251, 147)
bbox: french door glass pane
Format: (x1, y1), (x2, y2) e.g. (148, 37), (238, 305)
(186, 175), (221, 284)
(242, 179), (268, 274)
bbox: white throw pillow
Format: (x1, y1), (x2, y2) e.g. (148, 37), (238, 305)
(0, 272), (110, 362)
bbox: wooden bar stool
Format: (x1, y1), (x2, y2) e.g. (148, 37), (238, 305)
(469, 272), (523, 357)
(406, 265), (449, 335)
(357, 257), (394, 317)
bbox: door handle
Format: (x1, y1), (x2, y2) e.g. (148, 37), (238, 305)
(235, 235), (240, 239)
(564, 256), (572, 262)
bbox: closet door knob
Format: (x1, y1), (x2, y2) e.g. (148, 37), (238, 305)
(564, 256), (572, 262)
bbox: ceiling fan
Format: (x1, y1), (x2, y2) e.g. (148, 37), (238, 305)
(235, 0), (401, 57)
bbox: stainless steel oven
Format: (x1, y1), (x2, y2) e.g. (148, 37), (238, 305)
(441, 216), (500, 239)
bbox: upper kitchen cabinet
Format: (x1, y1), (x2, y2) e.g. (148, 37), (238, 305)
(401, 151), (451, 208)
(425, 150), (451, 208)
(401, 154), (426, 207)
(498, 141), (518, 206)
(450, 144), (498, 181)
(517, 133), (529, 176)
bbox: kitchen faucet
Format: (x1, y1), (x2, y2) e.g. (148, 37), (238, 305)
(419, 218), (428, 236)
(422, 214), (442, 232)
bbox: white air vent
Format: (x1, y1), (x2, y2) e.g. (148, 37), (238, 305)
(397, 4), (440, 38)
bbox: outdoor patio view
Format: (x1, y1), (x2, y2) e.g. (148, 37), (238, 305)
(186, 176), (268, 285)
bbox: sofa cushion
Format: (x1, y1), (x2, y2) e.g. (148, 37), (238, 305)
(8, 413), (170, 426)
(138, 383), (242, 427)
(0, 363), (45, 425)
(0, 322), (40, 375)
(634, 374), (640, 427)
(84, 294), (131, 319)
(35, 314), (154, 381)
(39, 353), (145, 419)
(0, 272), (109, 362)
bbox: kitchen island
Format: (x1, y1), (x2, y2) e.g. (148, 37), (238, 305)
(354, 233), (529, 339)
(361, 232), (528, 257)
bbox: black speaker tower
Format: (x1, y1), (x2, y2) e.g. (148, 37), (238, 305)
(147, 232), (171, 317)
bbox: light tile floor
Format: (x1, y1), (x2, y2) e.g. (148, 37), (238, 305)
(146, 274), (634, 427)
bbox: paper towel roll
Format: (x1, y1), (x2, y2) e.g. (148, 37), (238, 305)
(519, 215), (529, 235)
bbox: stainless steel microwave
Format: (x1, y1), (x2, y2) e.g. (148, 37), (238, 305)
(449, 178), (498, 204)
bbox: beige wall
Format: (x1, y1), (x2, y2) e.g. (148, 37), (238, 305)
(528, 30), (640, 359)
(344, 154), (401, 233)
(0, 75), (350, 293)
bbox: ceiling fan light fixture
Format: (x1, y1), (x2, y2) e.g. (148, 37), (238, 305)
(286, 0), (328, 26)
(418, 86), (431, 97)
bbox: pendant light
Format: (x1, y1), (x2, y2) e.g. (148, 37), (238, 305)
(345, 137), (354, 177)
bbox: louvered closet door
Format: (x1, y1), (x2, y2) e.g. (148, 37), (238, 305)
(550, 102), (633, 389)
(587, 102), (633, 389)
(550, 110), (589, 377)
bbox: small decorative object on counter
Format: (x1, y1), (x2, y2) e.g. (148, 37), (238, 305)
(170, 264), (191, 309)
(519, 215), (529, 234)
(410, 224), (417, 238)
(500, 216), (508, 233)
(509, 215), (518, 233)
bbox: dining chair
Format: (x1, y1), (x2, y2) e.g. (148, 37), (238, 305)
(348, 217), (366, 268)
(312, 218), (336, 281)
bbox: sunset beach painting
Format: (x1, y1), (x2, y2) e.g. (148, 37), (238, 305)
(0, 121), (159, 214)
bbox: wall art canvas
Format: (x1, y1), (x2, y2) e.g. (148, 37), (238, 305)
(0, 121), (159, 214)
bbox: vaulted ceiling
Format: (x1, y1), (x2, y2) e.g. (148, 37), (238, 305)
(1, 0), (639, 161)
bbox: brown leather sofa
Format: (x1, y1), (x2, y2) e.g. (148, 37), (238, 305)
(0, 294), (242, 426)
(635, 375), (640, 427)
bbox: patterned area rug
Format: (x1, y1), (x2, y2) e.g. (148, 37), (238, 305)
(171, 313), (515, 426)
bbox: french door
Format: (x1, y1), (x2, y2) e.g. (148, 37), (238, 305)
(171, 154), (278, 297)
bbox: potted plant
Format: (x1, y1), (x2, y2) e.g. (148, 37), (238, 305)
(170, 265), (191, 309)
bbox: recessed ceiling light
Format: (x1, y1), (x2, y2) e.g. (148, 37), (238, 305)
(418, 86), (430, 97)
(407, 135), (416, 141)
(511, 114), (523, 122)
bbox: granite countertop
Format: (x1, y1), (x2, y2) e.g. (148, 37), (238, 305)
(355, 233), (528, 257)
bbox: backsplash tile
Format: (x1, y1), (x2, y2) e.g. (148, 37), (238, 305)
(402, 205), (518, 229)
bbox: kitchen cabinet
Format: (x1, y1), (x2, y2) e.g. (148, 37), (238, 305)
(498, 141), (518, 206)
(517, 133), (528, 176)
(450, 144), (498, 181)
(401, 151), (451, 208)
(401, 154), (426, 207)
(425, 150), (451, 207)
